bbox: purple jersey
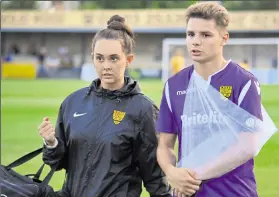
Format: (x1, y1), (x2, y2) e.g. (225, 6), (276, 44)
(157, 60), (262, 197)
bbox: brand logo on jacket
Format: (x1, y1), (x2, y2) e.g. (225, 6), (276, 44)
(113, 110), (126, 124)
(73, 112), (87, 117)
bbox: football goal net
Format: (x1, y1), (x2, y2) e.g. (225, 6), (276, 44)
(161, 38), (279, 84)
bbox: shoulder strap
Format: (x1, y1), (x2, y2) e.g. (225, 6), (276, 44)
(6, 148), (43, 170)
(41, 163), (60, 185)
(6, 147), (59, 186)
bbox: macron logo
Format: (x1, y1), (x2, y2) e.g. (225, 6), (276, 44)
(177, 90), (187, 95)
(177, 88), (196, 95)
(73, 112), (87, 117)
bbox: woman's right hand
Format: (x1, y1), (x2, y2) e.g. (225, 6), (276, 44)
(38, 117), (56, 146)
(165, 166), (201, 197)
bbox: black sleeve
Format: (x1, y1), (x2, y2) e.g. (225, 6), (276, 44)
(134, 103), (172, 197)
(42, 104), (68, 171)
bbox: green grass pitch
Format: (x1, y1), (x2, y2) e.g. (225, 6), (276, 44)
(2, 79), (279, 197)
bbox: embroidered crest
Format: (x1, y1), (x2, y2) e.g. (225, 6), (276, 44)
(220, 86), (232, 99)
(113, 110), (126, 125)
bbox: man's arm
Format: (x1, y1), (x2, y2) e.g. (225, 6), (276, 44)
(156, 82), (201, 196)
(195, 132), (258, 180)
(157, 133), (177, 175)
(195, 78), (263, 180)
(156, 81), (179, 173)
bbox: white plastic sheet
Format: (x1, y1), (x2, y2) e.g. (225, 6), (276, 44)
(177, 73), (278, 180)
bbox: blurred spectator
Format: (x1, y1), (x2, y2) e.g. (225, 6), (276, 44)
(58, 46), (74, 69)
(59, 56), (73, 69)
(10, 44), (20, 55)
(36, 1), (79, 10)
(240, 59), (250, 70)
(4, 52), (13, 62)
(38, 46), (47, 67)
(27, 43), (38, 56)
(154, 46), (162, 61)
(45, 56), (60, 69)
(170, 48), (185, 75)
(53, 1), (65, 10)
(272, 58), (278, 69)
(4, 44), (21, 62)
(58, 45), (69, 56)
(36, 47), (49, 78)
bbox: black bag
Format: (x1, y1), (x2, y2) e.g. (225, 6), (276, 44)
(1, 148), (57, 197)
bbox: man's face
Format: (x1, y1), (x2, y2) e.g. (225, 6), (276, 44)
(186, 18), (228, 64)
(93, 39), (133, 88)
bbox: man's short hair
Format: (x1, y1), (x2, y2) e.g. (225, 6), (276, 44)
(185, 2), (230, 29)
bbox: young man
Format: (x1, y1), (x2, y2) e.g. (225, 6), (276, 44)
(156, 2), (262, 197)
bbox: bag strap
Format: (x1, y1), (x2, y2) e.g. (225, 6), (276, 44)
(26, 163), (59, 186)
(6, 148), (43, 170)
(5, 147), (59, 185)
(25, 164), (46, 180)
(34, 164), (45, 180)
(41, 163), (59, 185)
(34, 163), (45, 180)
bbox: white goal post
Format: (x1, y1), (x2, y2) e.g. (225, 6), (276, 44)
(161, 38), (279, 84)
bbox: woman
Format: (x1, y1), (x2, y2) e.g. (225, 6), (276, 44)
(38, 15), (171, 197)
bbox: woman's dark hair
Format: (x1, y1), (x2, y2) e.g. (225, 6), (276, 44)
(91, 15), (135, 55)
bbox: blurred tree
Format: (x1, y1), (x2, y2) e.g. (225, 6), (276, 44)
(257, 0), (279, 10)
(150, 1), (168, 9)
(163, 1), (199, 9)
(2, 0), (37, 10)
(222, 0), (279, 10)
(138, 0), (199, 9)
(101, 0), (147, 9)
(80, 0), (137, 9)
(79, 1), (102, 10)
(141, 0), (151, 8)
(79, 0), (199, 9)
(77, 0), (279, 10)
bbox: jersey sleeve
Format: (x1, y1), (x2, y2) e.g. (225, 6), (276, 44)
(156, 81), (178, 134)
(238, 78), (262, 120)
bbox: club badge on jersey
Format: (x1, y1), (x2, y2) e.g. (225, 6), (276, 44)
(220, 86), (232, 99)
